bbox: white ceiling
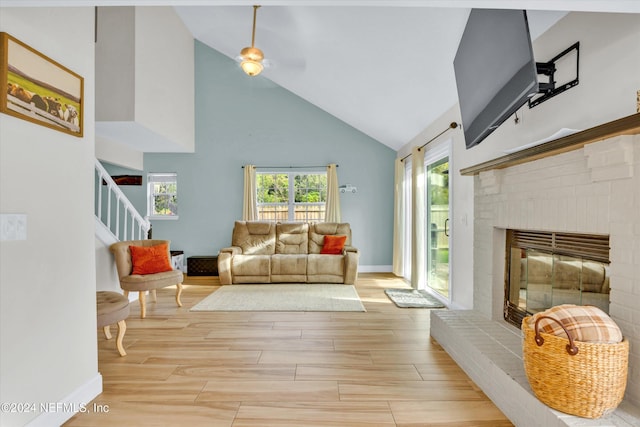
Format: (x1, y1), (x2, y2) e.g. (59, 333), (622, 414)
(174, 5), (568, 150)
(5, 1), (639, 151)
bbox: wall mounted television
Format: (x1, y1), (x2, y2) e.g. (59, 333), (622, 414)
(454, 9), (539, 149)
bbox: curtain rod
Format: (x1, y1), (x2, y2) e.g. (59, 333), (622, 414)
(241, 165), (338, 169)
(400, 122), (459, 162)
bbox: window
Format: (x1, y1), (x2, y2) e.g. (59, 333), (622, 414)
(147, 173), (178, 220)
(256, 171), (327, 222)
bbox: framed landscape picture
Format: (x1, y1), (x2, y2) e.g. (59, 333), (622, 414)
(1, 32), (83, 137)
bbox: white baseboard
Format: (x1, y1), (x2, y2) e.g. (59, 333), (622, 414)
(358, 265), (393, 273)
(26, 373), (102, 427)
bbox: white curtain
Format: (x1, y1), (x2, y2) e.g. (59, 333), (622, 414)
(325, 163), (341, 222)
(392, 158), (405, 276)
(411, 147), (425, 289)
(242, 164), (258, 221)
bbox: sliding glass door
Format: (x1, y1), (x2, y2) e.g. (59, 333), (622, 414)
(426, 155), (450, 298)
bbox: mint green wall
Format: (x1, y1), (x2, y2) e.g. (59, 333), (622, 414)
(141, 41), (395, 267)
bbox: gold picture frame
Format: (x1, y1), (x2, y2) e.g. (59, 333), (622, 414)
(1, 32), (83, 137)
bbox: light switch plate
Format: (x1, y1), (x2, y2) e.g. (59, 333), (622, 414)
(1, 213), (27, 241)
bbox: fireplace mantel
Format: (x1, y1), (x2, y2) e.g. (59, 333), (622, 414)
(460, 113), (640, 176)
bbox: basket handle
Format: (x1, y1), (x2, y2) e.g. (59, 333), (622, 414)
(533, 315), (579, 356)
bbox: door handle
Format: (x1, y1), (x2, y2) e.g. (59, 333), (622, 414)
(444, 218), (449, 237)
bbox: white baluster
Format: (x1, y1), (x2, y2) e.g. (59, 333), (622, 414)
(130, 210), (135, 240)
(95, 159), (150, 242)
(115, 196), (120, 240)
(107, 184), (112, 230)
(123, 207), (128, 241)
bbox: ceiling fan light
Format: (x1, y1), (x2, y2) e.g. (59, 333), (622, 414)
(240, 46), (264, 62)
(241, 59), (264, 76)
(239, 5), (265, 77)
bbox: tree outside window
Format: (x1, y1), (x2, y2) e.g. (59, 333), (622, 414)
(257, 172), (326, 222)
(147, 173), (178, 220)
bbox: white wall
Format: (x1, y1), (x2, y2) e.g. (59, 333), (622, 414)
(95, 135), (144, 171)
(135, 7), (195, 153)
(95, 233), (120, 293)
(0, 7), (100, 427)
(95, 6), (195, 156)
(95, 6), (135, 122)
(398, 11), (640, 311)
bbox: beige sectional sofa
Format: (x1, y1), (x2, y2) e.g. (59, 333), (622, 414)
(218, 221), (359, 285)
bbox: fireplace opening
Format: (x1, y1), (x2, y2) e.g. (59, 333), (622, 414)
(504, 229), (611, 328)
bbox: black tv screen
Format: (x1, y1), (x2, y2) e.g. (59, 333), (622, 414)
(454, 9), (539, 149)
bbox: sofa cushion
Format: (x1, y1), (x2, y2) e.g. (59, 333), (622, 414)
(308, 254), (344, 276)
(309, 223), (352, 254)
(232, 221), (276, 255)
(232, 254), (271, 276)
(120, 269), (184, 292)
(271, 254), (307, 282)
(276, 222), (309, 254)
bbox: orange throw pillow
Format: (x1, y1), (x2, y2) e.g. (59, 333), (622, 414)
(129, 243), (173, 275)
(321, 235), (347, 255)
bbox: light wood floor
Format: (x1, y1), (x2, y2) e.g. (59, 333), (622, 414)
(65, 273), (513, 427)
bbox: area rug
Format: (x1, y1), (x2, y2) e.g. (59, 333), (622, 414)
(384, 288), (445, 308)
(190, 284), (366, 312)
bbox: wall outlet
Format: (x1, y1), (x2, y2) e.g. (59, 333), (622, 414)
(1, 214), (27, 241)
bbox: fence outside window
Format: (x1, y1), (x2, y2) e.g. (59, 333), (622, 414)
(256, 172), (326, 222)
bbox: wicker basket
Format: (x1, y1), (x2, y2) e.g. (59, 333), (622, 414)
(522, 315), (629, 419)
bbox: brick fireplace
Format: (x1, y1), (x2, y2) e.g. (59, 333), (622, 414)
(431, 132), (639, 425)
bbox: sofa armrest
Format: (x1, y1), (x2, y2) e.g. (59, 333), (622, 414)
(220, 246), (242, 256)
(217, 246), (241, 285)
(343, 249), (360, 285)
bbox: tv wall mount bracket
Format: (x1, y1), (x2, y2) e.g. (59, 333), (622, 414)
(529, 41), (580, 108)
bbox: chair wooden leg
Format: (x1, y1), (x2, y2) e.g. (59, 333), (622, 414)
(151, 289), (157, 302)
(123, 290), (129, 299)
(115, 320), (127, 356)
(176, 283), (183, 307)
(139, 291), (146, 318)
(103, 325), (112, 340)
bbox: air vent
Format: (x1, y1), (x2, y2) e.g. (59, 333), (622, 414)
(510, 230), (609, 263)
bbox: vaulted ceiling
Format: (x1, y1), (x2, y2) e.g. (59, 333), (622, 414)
(6, 1), (639, 151)
(174, 5), (567, 150)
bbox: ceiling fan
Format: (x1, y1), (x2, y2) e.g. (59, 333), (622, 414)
(239, 5), (265, 76)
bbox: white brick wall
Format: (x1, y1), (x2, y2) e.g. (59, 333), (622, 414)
(473, 135), (640, 407)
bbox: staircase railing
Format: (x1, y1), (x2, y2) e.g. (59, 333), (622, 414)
(95, 159), (150, 241)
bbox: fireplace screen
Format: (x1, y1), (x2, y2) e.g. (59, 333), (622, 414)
(504, 230), (610, 327)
